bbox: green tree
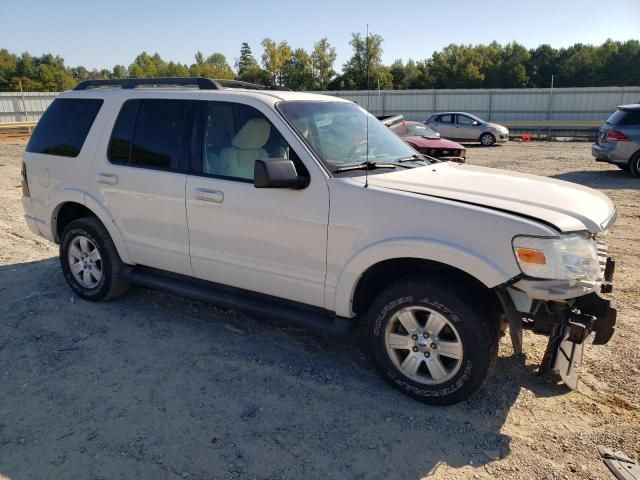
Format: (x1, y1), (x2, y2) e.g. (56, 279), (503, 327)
(112, 64), (128, 79)
(261, 38), (292, 86)
(526, 44), (560, 87)
(428, 44), (485, 88)
(342, 32), (389, 90)
(0, 49), (17, 87)
(390, 59), (406, 89)
(205, 53), (234, 79)
(128, 52), (162, 78)
(282, 48), (314, 90)
(310, 38), (336, 89)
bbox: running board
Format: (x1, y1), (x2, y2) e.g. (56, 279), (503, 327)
(121, 266), (353, 336)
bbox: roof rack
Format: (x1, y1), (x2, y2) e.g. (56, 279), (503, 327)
(74, 77), (218, 90)
(213, 79), (292, 91)
(74, 77), (292, 92)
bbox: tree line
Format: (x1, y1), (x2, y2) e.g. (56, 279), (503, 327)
(1, 36), (638, 92)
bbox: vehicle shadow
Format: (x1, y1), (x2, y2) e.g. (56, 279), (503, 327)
(0, 258), (569, 479)
(461, 143), (504, 149)
(552, 169), (638, 190)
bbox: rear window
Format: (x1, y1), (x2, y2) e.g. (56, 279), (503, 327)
(108, 99), (195, 171)
(26, 98), (103, 157)
(606, 109), (640, 126)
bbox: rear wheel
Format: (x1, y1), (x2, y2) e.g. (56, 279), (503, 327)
(60, 217), (129, 301)
(364, 277), (499, 405)
(479, 133), (496, 146)
(629, 151), (640, 177)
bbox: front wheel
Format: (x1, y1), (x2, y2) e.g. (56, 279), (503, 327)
(479, 132), (496, 146)
(629, 151), (640, 177)
(364, 278), (498, 405)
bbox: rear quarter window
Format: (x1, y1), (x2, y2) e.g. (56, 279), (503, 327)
(26, 98), (103, 157)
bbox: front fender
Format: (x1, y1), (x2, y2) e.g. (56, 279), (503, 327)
(332, 237), (517, 317)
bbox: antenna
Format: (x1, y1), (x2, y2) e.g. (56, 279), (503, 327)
(365, 23), (370, 188)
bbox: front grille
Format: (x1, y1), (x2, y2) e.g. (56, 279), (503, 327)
(422, 148), (459, 158)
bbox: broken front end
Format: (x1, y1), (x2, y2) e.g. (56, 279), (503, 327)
(496, 233), (617, 389)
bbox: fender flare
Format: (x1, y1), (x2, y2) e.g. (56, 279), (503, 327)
(333, 237), (515, 318)
(50, 189), (134, 265)
(82, 191), (134, 265)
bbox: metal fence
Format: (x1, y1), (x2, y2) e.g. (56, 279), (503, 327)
(1, 86), (639, 126)
(0, 91), (58, 123)
(315, 86), (640, 123)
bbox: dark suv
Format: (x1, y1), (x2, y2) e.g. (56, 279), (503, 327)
(592, 104), (640, 176)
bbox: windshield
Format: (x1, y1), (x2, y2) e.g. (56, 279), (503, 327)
(277, 101), (419, 170)
(405, 123), (439, 137)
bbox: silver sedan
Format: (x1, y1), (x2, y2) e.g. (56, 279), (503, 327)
(425, 112), (509, 146)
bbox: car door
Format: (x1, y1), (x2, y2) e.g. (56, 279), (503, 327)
(89, 96), (195, 276)
(185, 98), (330, 308)
(430, 114), (455, 138)
(455, 114), (482, 140)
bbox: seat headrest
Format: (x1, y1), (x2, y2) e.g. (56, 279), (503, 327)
(232, 118), (271, 150)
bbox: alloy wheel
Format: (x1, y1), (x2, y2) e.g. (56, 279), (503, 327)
(384, 306), (463, 385)
(68, 235), (103, 288)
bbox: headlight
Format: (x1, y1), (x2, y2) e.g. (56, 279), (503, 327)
(512, 234), (600, 280)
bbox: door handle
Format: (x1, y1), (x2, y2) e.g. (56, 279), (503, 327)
(97, 172), (118, 185)
(194, 188), (224, 203)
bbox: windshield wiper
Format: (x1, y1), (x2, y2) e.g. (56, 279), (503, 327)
(398, 153), (441, 165)
(334, 161), (396, 173)
(396, 154), (422, 162)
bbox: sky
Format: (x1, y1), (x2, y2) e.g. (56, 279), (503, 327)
(1, 0), (639, 71)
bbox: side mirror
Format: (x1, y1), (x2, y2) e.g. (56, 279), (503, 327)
(254, 159), (309, 189)
(472, 121), (479, 126)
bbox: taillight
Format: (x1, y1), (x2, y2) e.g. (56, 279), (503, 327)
(21, 162), (30, 197)
(606, 130), (630, 141)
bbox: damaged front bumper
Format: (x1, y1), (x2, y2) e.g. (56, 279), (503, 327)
(496, 256), (616, 389)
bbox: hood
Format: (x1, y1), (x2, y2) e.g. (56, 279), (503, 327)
(486, 122), (508, 132)
(367, 163), (615, 233)
(405, 136), (464, 149)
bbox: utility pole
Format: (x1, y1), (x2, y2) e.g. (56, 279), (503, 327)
(547, 74), (554, 140)
(18, 80), (31, 134)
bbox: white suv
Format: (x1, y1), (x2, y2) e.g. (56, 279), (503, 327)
(21, 78), (617, 405)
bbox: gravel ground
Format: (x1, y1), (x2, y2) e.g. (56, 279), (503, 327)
(0, 138), (638, 480)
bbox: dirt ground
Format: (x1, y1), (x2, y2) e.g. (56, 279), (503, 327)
(0, 137), (638, 480)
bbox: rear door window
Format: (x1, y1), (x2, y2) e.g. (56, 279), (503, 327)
(108, 99), (195, 171)
(26, 98), (103, 157)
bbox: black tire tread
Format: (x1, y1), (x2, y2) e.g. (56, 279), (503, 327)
(362, 275), (499, 405)
(60, 217), (129, 301)
(629, 150), (640, 177)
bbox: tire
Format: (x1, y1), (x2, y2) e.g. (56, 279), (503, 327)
(479, 132), (496, 146)
(59, 217), (130, 301)
(629, 151), (640, 177)
(363, 277), (499, 405)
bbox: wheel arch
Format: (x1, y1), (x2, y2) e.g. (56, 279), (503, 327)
(479, 131), (496, 144)
(52, 196), (133, 264)
(334, 239), (514, 318)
